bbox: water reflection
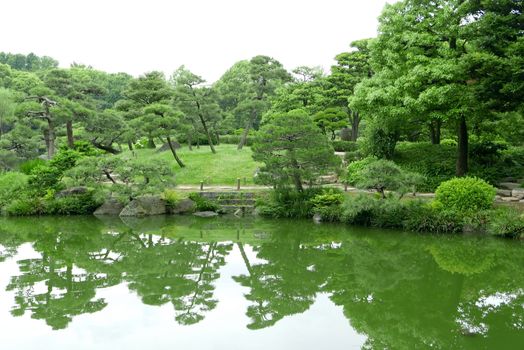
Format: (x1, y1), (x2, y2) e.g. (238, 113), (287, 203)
(0, 216), (522, 348)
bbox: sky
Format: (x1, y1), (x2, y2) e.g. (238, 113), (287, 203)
(1, 0), (396, 82)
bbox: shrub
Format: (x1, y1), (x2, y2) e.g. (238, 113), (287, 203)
(340, 195), (410, 228)
(332, 141), (358, 153)
(310, 189), (344, 209)
(0, 172), (28, 208)
(19, 159), (46, 175)
(45, 191), (102, 215)
(486, 208), (524, 238)
(403, 205), (463, 233)
(255, 188), (323, 218)
(4, 197), (45, 216)
(393, 142), (456, 192)
(434, 177), (496, 213)
(28, 165), (63, 195)
(219, 135), (254, 146)
(162, 189), (180, 208)
(348, 158), (425, 198)
(188, 193), (220, 212)
(347, 157), (376, 185)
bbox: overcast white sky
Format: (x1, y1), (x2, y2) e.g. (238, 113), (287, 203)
(1, 0), (396, 82)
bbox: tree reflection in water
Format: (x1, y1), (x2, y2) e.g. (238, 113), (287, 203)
(0, 216), (522, 348)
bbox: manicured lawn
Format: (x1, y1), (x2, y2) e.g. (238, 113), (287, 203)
(120, 144), (261, 185)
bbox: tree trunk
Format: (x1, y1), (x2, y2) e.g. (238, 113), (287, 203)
(167, 136), (185, 168)
(238, 109), (256, 150)
(187, 133), (193, 151)
(92, 141), (121, 154)
(127, 141), (134, 151)
(351, 111), (360, 142)
(198, 114), (216, 153)
(46, 120), (56, 159)
(456, 115), (468, 176)
(429, 119), (441, 145)
(147, 135), (156, 149)
(290, 156), (303, 192)
(66, 120), (74, 148)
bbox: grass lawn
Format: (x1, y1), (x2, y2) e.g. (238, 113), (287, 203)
(120, 144), (261, 186)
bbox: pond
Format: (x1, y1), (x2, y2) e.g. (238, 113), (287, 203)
(0, 216), (522, 349)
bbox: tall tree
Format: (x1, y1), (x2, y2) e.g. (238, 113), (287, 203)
(252, 109), (340, 192)
(171, 66), (219, 154)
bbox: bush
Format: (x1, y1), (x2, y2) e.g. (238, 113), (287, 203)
(255, 188), (323, 218)
(332, 141), (358, 152)
(188, 193), (220, 212)
(340, 195), (410, 228)
(0, 172), (28, 208)
(28, 165), (63, 195)
(162, 189), (180, 209)
(403, 205), (463, 233)
(310, 189), (344, 222)
(219, 135), (254, 146)
(45, 191), (102, 215)
(486, 208), (524, 238)
(434, 177), (496, 213)
(4, 197), (45, 216)
(393, 142), (456, 192)
(19, 159), (46, 175)
(347, 157), (376, 185)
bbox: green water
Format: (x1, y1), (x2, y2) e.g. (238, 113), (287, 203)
(0, 216), (522, 349)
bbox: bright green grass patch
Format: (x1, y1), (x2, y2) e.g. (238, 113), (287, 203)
(120, 144), (261, 185)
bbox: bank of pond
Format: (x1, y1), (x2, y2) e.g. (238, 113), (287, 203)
(0, 216), (522, 349)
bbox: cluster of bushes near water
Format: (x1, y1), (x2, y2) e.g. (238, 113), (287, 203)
(0, 141), (177, 216)
(255, 158), (524, 239)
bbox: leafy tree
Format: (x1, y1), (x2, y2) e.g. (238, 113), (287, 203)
(313, 107), (347, 140)
(237, 56), (291, 149)
(171, 66), (220, 153)
(0, 88), (15, 139)
(252, 109), (340, 191)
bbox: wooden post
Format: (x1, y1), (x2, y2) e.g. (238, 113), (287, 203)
(243, 177), (247, 185)
(344, 183), (348, 192)
(237, 178), (241, 191)
(200, 181), (204, 191)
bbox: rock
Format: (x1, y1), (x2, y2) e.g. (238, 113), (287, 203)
(511, 188), (524, 200)
(496, 188), (512, 197)
(193, 211), (219, 218)
(498, 182), (521, 190)
(56, 186), (89, 198)
(169, 198), (196, 214)
(94, 198), (125, 216)
(313, 213), (322, 224)
(120, 196), (167, 217)
(501, 197), (520, 202)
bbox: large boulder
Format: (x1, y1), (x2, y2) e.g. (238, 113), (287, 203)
(193, 211), (219, 218)
(169, 198), (196, 214)
(496, 188), (512, 197)
(512, 188), (524, 200)
(94, 198), (125, 216)
(120, 196), (167, 217)
(56, 186), (89, 198)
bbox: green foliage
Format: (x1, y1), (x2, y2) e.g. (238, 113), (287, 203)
(255, 188), (323, 218)
(188, 193), (220, 212)
(4, 196), (45, 216)
(348, 158), (425, 197)
(0, 172), (28, 208)
(27, 165), (63, 194)
(310, 189), (344, 209)
(253, 109), (340, 191)
(218, 135), (254, 146)
(162, 189), (180, 209)
(340, 195), (409, 228)
(486, 208), (524, 239)
(45, 191), (102, 215)
(332, 141), (358, 152)
(393, 142), (456, 191)
(434, 177), (496, 214)
(403, 205), (463, 234)
(346, 157), (376, 185)
(18, 159), (46, 175)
